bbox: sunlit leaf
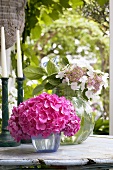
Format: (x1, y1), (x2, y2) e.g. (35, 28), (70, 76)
(41, 10), (53, 25)
(31, 25), (41, 40)
(49, 10), (60, 20)
(24, 66), (47, 80)
(70, 0), (83, 8)
(46, 60), (58, 75)
(61, 56), (69, 65)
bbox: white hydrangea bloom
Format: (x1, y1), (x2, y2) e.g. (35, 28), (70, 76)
(9, 87), (17, 97)
(71, 82), (79, 90)
(62, 77), (70, 85)
(87, 69), (94, 78)
(70, 63), (77, 70)
(91, 94), (100, 103)
(9, 95), (17, 103)
(85, 90), (94, 99)
(102, 73), (109, 88)
(79, 76), (87, 91)
(56, 71), (65, 79)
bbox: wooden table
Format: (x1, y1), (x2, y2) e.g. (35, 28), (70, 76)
(0, 135), (113, 170)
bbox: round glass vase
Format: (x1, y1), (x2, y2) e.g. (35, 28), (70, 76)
(31, 133), (61, 153)
(53, 85), (95, 145)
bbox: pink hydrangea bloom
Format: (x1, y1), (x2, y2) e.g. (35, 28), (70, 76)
(8, 92), (80, 142)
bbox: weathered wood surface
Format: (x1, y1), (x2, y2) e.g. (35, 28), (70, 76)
(0, 135), (113, 169)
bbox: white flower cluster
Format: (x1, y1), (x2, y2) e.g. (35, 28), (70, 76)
(56, 60), (108, 103)
(55, 59), (108, 119)
(0, 67), (17, 119)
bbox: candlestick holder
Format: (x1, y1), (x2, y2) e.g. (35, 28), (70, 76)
(0, 78), (20, 147)
(16, 77), (31, 144)
(16, 77), (24, 106)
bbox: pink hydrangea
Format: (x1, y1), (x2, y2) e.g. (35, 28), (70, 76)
(8, 92), (80, 142)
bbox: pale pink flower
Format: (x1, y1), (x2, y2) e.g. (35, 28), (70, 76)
(71, 82), (78, 90)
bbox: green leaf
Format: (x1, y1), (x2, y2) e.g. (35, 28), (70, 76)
(48, 78), (61, 86)
(33, 79), (48, 95)
(41, 0), (53, 6)
(22, 44), (36, 58)
(46, 60), (58, 75)
(94, 118), (109, 135)
(53, 3), (63, 14)
(49, 10), (60, 20)
(70, 0), (83, 8)
(45, 73), (61, 85)
(24, 66), (47, 80)
(31, 24), (41, 40)
(45, 82), (55, 90)
(54, 84), (77, 97)
(28, 15), (38, 29)
(33, 84), (45, 95)
(59, 0), (70, 8)
(30, 55), (40, 66)
(41, 10), (53, 25)
(96, 0), (108, 6)
(61, 56), (69, 65)
(94, 119), (103, 131)
(24, 85), (34, 99)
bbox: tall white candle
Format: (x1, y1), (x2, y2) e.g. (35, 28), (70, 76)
(17, 30), (23, 78)
(1, 27), (8, 77)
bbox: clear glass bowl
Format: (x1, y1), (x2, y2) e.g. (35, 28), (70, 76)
(32, 133), (61, 153)
(53, 86), (95, 145)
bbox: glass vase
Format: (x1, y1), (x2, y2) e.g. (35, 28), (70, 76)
(31, 133), (61, 153)
(53, 85), (95, 145)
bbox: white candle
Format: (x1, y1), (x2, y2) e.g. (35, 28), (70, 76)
(1, 27), (8, 77)
(16, 30), (23, 78)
